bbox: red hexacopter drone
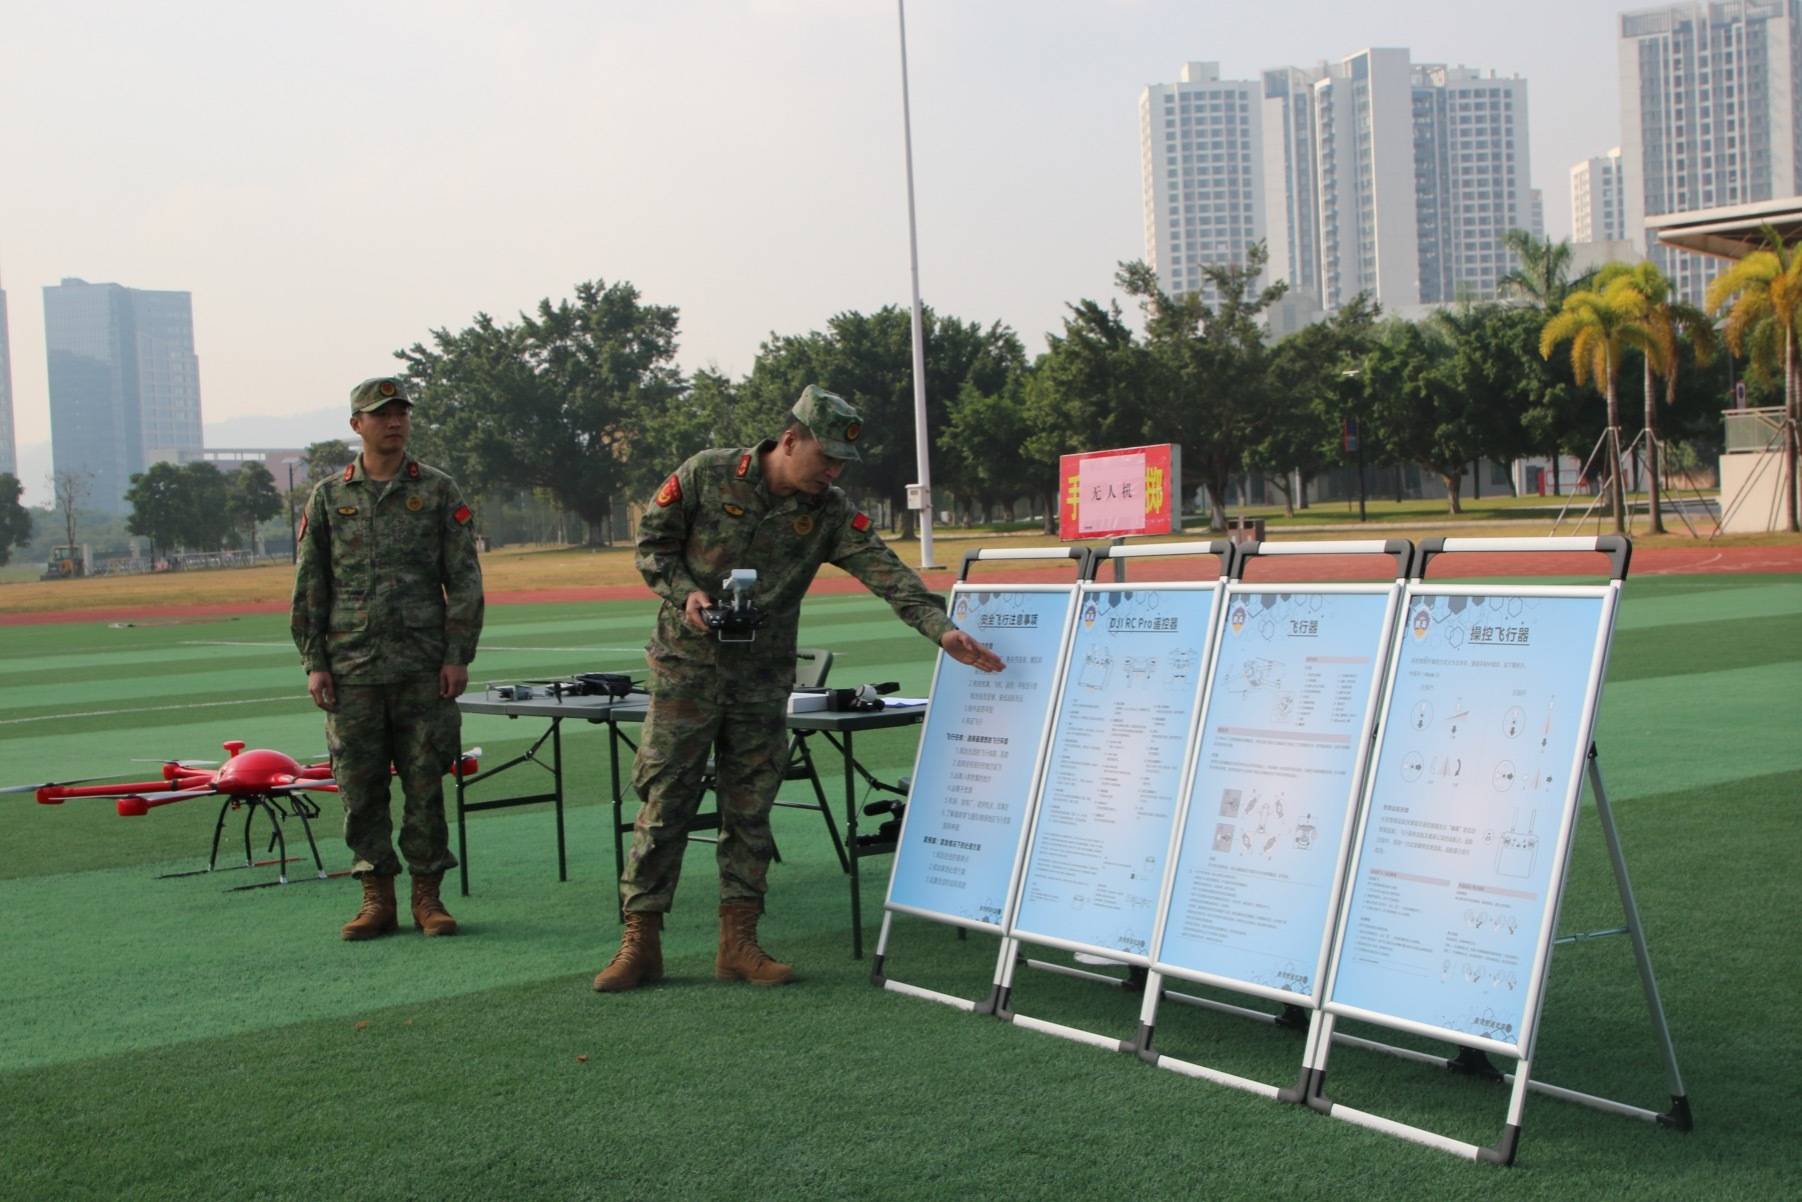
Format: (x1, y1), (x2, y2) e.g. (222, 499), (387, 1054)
(6, 740), (479, 890)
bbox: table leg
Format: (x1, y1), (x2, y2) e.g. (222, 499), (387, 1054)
(609, 717), (626, 924)
(553, 718), (567, 882)
(456, 763), (470, 897)
(845, 728), (862, 960)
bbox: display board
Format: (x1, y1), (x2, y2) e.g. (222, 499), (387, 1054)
(885, 585), (1078, 928)
(1009, 583), (1220, 959)
(1324, 586), (1612, 1055)
(1151, 587), (1397, 1002)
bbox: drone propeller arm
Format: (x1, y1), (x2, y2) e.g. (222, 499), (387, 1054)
(36, 778), (179, 805)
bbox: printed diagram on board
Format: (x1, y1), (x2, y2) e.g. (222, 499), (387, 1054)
(1490, 810), (1539, 878)
(1210, 786), (1319, 863)
(1122, 655), (1158, 683)
(1078, 648), (1112, 691)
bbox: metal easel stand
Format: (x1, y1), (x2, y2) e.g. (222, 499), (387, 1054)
(1300, 745), (1690, 1165)
(1709, 414), (1795, 539)
(1551, 428), (1626, 536)
(869, 914), (1011, 1015)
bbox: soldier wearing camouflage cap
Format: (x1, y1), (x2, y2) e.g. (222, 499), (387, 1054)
(291, 376), (486, 942)
(594, 385), (1004, 992)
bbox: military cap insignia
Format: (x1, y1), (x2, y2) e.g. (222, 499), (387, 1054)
(407, 462), (420, 479)
(337, 506), (359, 517)
(379, 380), (398, 398)
(453, 504), (473, 525)
(343, 463), (355, 481)
(735, 453), (751, 478)
(792, 514), (814, 535)
(655, 474), (682, 507)
(723, 503), (745, 518)
(851, 512), (871, 532)
(406, 495), (424, 512)
(844, 420), (861, 442)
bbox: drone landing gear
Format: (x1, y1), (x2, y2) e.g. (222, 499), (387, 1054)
(157, 792), (338, 890)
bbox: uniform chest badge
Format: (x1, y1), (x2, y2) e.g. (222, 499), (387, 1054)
(792, 514), (815, 536)
(337, 506), (359, 517)
(723, 503), (745, 518)
(406, 495), (424, 512)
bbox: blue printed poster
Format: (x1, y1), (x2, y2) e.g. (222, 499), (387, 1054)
(1154, 590), (1391, 999)
(1011, 586), (1217, 958)
(886, 588), (1074, 926)
(1327, 590), (1607, 1050)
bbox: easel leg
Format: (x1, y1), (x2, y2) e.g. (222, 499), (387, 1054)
(1586, 748), (1691, 1127)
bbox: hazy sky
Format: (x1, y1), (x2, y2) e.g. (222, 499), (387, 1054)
(2, 0), (1632, 493)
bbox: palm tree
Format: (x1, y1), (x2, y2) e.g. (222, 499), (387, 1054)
(1540, 281), (1644, 533)
(1500, 230), (1580, 312)
(1706, 227), (1802, 533)
(1600, 262), (1717, 533)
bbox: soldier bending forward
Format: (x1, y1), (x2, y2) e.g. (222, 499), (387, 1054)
(595, 386), (1003, 992)
(291, 376), (486, 941)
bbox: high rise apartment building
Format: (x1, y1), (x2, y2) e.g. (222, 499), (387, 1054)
(1144, 50), (1534, 314)
(1571, 148), (1628, 242)
(0, 284), (15, 477)
(44, 278), (204, 513)
(1140, 62), (1267, 299)
(1619, 0), (1802, 301)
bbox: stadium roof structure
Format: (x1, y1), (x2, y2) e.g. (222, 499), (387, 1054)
(1647, 195), (1802, 261)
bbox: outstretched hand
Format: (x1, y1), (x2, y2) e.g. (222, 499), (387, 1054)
(940, 629), (1005, 673)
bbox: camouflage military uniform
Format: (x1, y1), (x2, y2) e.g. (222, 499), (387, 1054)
(291, 447), (485, 879)
(623, 407), (954, 915)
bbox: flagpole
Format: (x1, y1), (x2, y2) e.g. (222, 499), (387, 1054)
(897, 0), (939, 568)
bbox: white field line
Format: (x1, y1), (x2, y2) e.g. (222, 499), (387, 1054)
(0, 695), (308, 725)
(178, 640), (644, 653)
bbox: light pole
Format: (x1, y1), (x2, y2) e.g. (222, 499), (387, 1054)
(897, 0), (939, 568)
(286, 460), (299, 563)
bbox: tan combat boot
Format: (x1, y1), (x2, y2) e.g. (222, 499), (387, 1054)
(340, 875), (399, 941)
(410, 873), (459, 936)
(593, 912), (664, 992)
(715, 901), (794, 986)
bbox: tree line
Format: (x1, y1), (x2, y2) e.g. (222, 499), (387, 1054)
(383, 233), (1778, 541)
(88, 226), (1797, 555)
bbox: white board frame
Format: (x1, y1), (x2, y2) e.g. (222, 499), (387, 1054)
(871, 547), (1088, 1013)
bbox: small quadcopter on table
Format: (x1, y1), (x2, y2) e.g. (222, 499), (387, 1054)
(5, 740), (480, 891)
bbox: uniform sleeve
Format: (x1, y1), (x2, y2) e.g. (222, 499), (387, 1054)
(440, 485), (486, 667)
(289, 485), (334, 673)
(826, 508), (954, 646)
(634, 457), (707, 607)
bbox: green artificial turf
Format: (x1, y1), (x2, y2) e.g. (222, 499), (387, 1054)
(0, 575), (1797, 1199)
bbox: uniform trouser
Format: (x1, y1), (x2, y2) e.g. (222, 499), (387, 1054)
(621, 692), (787, 914)
(325, 679), (461, 879)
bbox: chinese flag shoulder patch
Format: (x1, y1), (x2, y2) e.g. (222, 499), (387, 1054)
(453, 504), (473, 525)
(655, 475), (683, 507)
(851, 512), (871, 532)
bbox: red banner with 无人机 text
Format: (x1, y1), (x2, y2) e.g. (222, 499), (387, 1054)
(1058, 444), (1179, 540)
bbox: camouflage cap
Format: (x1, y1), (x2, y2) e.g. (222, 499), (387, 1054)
(350, 377), (412, 415)
(791, 385), (863, 461)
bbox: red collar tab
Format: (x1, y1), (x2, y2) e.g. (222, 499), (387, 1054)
(407, 462), (420, 479)
(851, 512), (871, 532)
(342, 462), (355, 482)
(735, 453), (751, 478)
